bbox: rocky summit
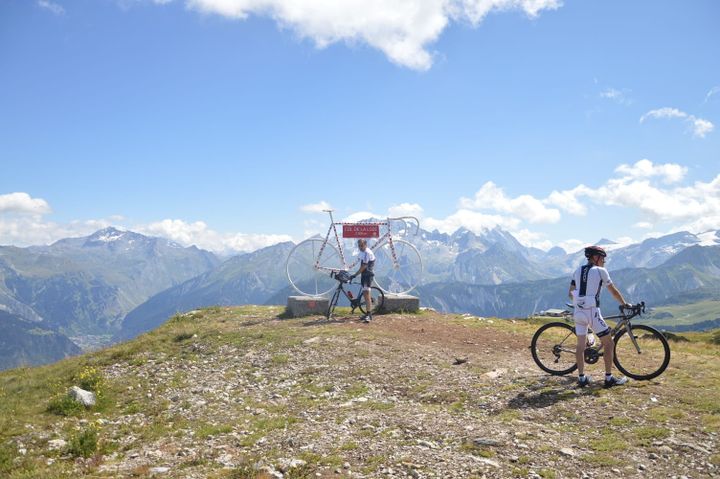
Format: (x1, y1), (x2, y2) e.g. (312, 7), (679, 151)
(0, 306), (718, 478)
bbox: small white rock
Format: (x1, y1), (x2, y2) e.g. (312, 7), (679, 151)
(47, 439), (67, 450)
(559, 447), (576, 457)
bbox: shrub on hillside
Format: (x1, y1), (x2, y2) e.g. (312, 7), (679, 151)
(67, 426), (98, 458)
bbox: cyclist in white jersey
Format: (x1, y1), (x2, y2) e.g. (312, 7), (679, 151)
(350, 239), (376, 323)
(569, 245), (630, 388)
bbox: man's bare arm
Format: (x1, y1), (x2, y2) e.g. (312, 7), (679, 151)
(607, 283), (628, 306)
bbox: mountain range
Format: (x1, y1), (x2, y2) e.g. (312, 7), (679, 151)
(1, 225), (719, 370)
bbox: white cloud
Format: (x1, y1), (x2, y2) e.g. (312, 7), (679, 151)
(184, 0), (561, 70)
(460, 181), (561, 223)
(423, 209), (520, 234)
(558, 238), (584, 254)
(342, 211), (385, 223)
(545, 186), (590, 215)
(704, 86), (720, 103)
(302, 219), (326, 238)
(300, 201), (332, 213)
(691, 117), (714, 138)
(640, 107), (686, 122)
(633, 222), (653, 229)
(640, 107), (714, 138)
(138, 219), (292, 253)
(0, 216), (116, 247)
(600, 87), (632, 105)
(550, 161), (720, 226)
(388, 202), (424, 218)
(37, 0), (65, 15)
(510, 228), (553, 251)
(0, 192), (52, 215)
(0, 193), (291, 253)
(614, 159), (687, 184)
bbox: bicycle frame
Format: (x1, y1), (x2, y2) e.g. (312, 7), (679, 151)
(570, 303), (646, 358)
(314, 210), (420, 273)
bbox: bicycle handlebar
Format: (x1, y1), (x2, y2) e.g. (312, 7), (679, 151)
(330, 270), (353, 284)
(564, 301), (646, 318)
(619, 301), (645, 317)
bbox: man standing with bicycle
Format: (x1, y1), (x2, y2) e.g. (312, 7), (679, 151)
(351, 239), (376, 323)
(569, 245), (630, 388)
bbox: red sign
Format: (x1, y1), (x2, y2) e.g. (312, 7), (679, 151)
(343, 224), (380, 238)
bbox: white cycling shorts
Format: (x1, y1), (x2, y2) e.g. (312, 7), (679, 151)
(573, 306), (611, 337)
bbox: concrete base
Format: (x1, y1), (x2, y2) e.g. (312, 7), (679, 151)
(381, 294), (420, 313)
(286, 296), (328, 318)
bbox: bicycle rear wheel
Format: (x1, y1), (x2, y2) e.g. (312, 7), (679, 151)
(372, 239), (422, 295)
(613, 324), (670, 380)
(357, 286), (385, 315)
(287, 239), (344, 296)
(530, 322), (578, 376)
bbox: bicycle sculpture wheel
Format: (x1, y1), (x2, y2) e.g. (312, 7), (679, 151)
(372, 239), (423, 295)
(286, 239), (344, 296)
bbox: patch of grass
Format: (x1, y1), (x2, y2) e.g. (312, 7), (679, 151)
(584, 454), (622, 467)
(67, 426), (98, 458)
(702, 414), (720, 432)
(710, 454), (720, 466)
(0, 443), (14, 474)
(363, 455), (387, 473)
(174, 331), (195, 342)
(648, 407), (687, 422)
(46, 394), (84, 416)
(196, 423), (234, 439)
(632, 426), (671, 446)
(498, 409), (522, 423)
(364, 401), (395, 411)
(270, 353), (289, 366)
(539, 469), (557, 479)
(589, 429), (627, 452)
(461, 443), (495, 458)
(512, 467), (529, 477)
(346, 382), (369, 398)
(339, 441), (358, 451)
(609, 417), (632, 427)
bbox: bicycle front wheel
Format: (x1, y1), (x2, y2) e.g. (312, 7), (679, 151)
(372, 239), (422, 295)
(286, 239), (344, 296)
(357, 287), (385, 315)
(530, 322), (578, 376)
(613, 324), (670, 380)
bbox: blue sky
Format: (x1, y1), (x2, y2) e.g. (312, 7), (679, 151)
(1, 0), (719, 253)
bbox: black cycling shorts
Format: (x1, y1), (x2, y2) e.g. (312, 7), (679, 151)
(361, 271), (374, 288)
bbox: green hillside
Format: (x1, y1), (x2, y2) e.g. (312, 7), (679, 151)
(1, 307), (718, 478)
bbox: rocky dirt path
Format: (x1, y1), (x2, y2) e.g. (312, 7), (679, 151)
(6, 307), (719, 478)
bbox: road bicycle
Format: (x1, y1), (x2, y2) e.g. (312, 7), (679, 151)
(286, 209), (423, 297)
(326, 270), (385, 320)
(530, 302), (671, 380)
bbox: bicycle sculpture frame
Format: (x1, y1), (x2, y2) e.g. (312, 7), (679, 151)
(286, 209), (423, 297)
(531, 302), (671, 381)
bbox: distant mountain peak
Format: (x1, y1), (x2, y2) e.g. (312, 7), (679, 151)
(88, 227), (127, 243)
(596, 238), (617, 245)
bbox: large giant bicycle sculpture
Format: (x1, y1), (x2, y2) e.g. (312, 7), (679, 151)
(286, 210), (423, 297)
